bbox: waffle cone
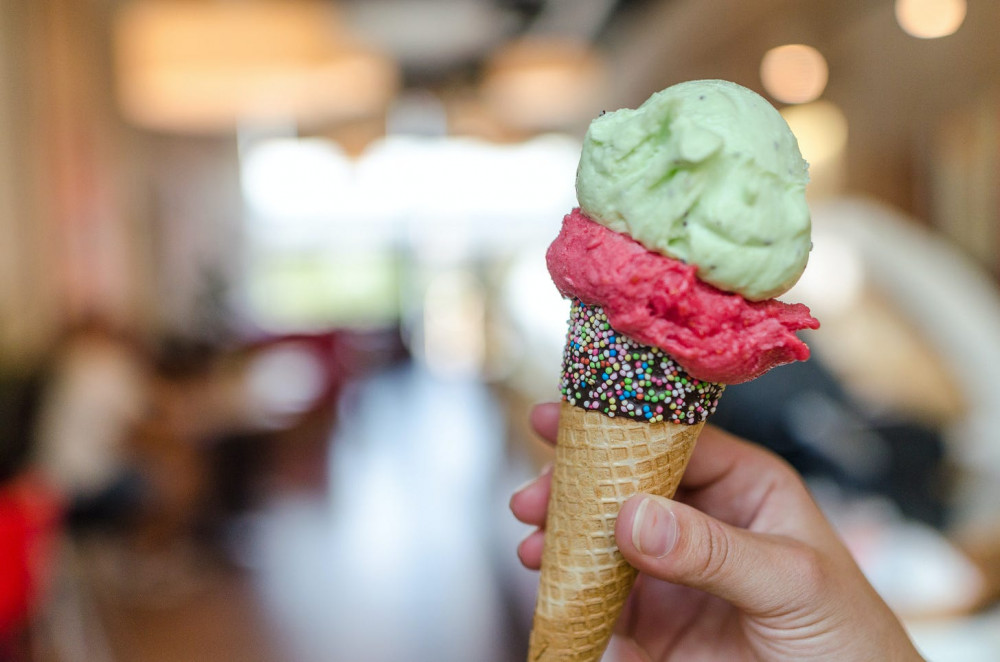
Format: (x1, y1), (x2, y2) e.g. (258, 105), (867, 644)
(527, 402), (703, 661)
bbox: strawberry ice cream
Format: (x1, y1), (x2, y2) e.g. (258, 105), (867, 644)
(547, 209), (818, 384)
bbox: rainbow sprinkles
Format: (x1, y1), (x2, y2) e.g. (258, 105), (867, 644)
(560, 300), (725, 425)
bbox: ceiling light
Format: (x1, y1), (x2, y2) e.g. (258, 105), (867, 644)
(481, 38), (607, 132)
(114, 1), (400, 133)
(760, 44), (829, 105)
(895, 0), (967, 39)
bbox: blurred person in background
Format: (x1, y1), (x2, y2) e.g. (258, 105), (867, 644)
(0, 365), (60, 660)
(32, 318), (151, 531)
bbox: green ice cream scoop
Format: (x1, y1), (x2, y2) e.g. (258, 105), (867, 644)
(575, 79), (811, 301)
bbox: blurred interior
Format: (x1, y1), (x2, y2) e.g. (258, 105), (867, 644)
(2, 0), (1000, 660)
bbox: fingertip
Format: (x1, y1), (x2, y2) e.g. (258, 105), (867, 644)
(517, 529), (545, 570)
(614, 495), (649, 564)
(508, 491), (522, 516)
(508, 481), (533, 517)
(615, 493), (646, 549)
(616, 494), (678, 560)
(615, 495), (693, 583)
(529, 402), (560, 444)
(509, 467), (553, 526)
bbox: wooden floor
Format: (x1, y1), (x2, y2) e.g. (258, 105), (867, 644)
(35, 361), (1000, 662)
(56, 363), (543, 662)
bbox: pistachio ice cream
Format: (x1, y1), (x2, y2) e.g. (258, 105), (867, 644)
(575, 79), (811, 301)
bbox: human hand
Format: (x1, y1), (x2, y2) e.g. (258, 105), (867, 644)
(511, 403), (924, 662)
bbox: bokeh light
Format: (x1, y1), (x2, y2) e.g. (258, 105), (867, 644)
(781, 100), (849, 168)
(760, 44), (829, 104)
(481, 37), (606, 130)
(895, 0), (967, 39)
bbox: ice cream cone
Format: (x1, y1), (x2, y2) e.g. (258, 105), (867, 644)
(527, 402), (702, 661)
(526, 300), (722, 661)
(527, 79), (818, 661)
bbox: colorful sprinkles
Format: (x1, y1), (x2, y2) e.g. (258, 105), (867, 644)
(560, 300), (725, 425)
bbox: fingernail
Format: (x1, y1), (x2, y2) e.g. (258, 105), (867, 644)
(631, 496), (678, 558)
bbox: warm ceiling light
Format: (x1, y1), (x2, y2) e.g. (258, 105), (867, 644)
(113, 1), (400, 133)
(781, 101), (848, 169)
(481, 38), (606, 131)
(760, 44), (829, 105)
(895, 0), (966, 38)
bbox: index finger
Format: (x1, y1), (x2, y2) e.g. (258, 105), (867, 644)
(677, 425), (826, 536)
(679, 425), (785, 490)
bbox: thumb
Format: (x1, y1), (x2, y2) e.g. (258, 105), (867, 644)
(616, 494), (824, 617)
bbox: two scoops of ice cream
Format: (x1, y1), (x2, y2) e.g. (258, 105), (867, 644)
(528, 80), (819, 660)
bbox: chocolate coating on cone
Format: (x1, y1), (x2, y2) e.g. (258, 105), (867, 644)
(528, 403), (702, 661)
(561, 300), (724, 425)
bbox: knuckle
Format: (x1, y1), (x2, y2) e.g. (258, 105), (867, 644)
(770, 462), (801, 491)
(784, 542), (830, 597)
(694, 516), (734, 583)
(766, 458), (809, 497)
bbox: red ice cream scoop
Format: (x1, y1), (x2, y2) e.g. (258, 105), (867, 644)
(546, 209), (819, 384)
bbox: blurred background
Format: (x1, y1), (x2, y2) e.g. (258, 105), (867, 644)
(2, 0), (1000, 660)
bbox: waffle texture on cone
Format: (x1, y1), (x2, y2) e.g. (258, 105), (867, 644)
(528, 403), (702, 661)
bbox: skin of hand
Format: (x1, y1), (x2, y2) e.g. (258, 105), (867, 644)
(511, 403), (924, 662)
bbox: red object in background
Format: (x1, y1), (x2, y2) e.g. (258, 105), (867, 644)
(0, 475), (62, 639)
(246, 327), (409, 406)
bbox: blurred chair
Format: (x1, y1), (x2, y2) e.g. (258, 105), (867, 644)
(0, 475), (62, 659)
(712, 355), (948, 527)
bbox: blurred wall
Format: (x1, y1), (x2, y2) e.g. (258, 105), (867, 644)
(0, 0), (154, 367)
(2, 0), (998, 367)
(0, 1), (57, 366)
(606, 0), (1000, 238)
